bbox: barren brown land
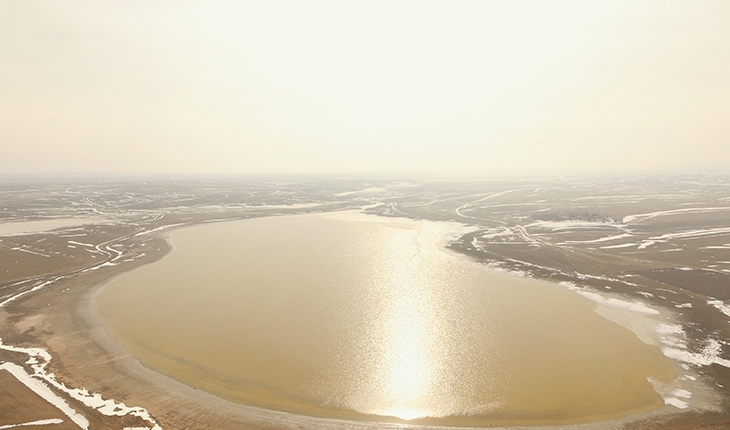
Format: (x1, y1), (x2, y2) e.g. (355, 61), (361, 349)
(1, 176), (730, 430)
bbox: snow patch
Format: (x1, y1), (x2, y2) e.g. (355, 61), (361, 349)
(708, 299), (730, 320)
(664, 397), (689, 409)
(0, 419), (65, 429)
(0, 340), (161, 429)
(0, 362), (88, 429)
(662, 338), (730, 368)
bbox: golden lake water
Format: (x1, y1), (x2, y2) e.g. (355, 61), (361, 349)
(92, 212), (676, 426)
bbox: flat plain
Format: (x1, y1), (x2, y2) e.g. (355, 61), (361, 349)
(1, 175), (729, 429)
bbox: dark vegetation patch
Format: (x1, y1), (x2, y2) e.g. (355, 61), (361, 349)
(635, 268), (730, 300)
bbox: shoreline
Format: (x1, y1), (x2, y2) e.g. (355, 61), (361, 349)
(0, 211), (724, 429)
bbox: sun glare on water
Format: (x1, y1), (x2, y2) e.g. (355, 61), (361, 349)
(370, 228), (438, 420)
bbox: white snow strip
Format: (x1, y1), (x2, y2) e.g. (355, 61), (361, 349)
(513, 225), (541, 245)
(202, 218), (236, 223)
(650, 322), (690, 353)
(574, 272), (640, 287)
(600, 229), (730, 250)
(10, 247), (50, 258)
(0, 362), (88, 429)
(662, 338), (730, 368)
(708, 300), (730, 320)
(334, 187), (386, 197)
(120, 253), (146, 263)
(0, 419), (64, 429)
(576, 290), (660, 314)
(673, 388), (692, 399)
(504, 258), (560, 273)
(558, 281), (708, 408)
(600, 242), (638, 249)
(675, 303), (692, 308)
(656, 323), (684, 335)
(558, 281), (578, 289)
(453, 190), (519, 220)
(652, 227), (730, 241)
(102, 242), (124, 262)
(663, 397), (689, 409)
(571, 194), (683, 202)
(527, 220), (620, 231)
(648, 376), (692, 409)
(638, 240), (656, 250)
(561, 233), (633, 244)
(558, 281), (659, 314)
(0, 280), (55, 308)
(480, 227), (513, 240)
(136, 223), (187, 236)
(82, 262), (118, 272)
(67, 241), (94, 247)
(0, 340), (161, 429)
(623, 207), (730, 223)
(245, 202), (322, 209)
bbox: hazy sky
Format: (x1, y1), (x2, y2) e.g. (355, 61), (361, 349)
(1, 1), (729, 178)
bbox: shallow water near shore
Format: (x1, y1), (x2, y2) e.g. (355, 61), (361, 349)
(0, 217), (109, 236)
(92, 212), (677, 426)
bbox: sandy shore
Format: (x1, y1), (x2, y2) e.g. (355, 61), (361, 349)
(0, 216), (727, 429)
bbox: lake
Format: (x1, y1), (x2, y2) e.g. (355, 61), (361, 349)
(92, 212), (676, 426)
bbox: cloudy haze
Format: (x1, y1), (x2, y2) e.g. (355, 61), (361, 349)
(1, 0), (729, 178)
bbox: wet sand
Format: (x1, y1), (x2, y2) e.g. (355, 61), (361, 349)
(92, 213), (678, 427)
